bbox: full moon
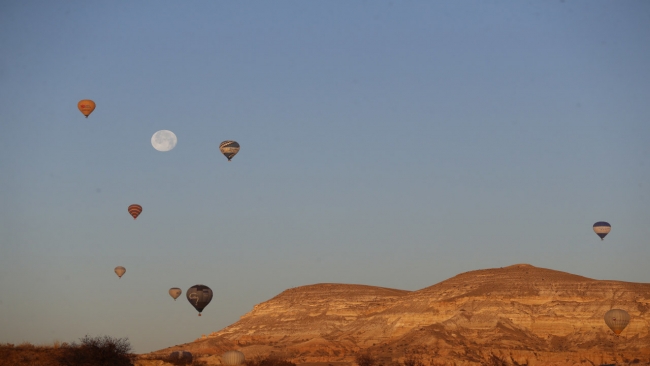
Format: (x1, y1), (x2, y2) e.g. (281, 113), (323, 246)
(151, 130), (177, 152)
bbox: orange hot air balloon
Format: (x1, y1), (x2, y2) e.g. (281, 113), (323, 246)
(77, 100), (96, 118)
(114, 266), (126, 279)
(128, 204), (142, 220)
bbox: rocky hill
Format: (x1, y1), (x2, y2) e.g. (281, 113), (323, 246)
(146, 264), (650, 366)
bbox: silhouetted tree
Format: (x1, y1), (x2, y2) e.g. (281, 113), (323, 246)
(57, 335), (135, 366)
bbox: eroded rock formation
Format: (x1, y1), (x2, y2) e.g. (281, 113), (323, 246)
(147, 264), (650, 366)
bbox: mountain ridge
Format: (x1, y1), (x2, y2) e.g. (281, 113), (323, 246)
(144, 264), (650, 366)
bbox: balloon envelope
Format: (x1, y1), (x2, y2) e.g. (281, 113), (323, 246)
(77, 100), (96, 118)
(219, 140), (240, 161)
(593, 221), (611, 240)
(114, 266), (126, 278)
(169, 288), (182, 300)
(604, 309), (630, 335)
(128, 204), (142, 220)
(222, 350), (245, 366)
(186, 284), (213, 316)
(169, 351), (192, 363)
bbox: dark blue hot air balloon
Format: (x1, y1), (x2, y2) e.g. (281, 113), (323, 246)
(593, 221), (611, 240)
(168, 351), (192, 364)
(186, 284), (213, 316)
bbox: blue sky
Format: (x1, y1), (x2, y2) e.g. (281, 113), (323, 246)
(1, 0), (648, 353)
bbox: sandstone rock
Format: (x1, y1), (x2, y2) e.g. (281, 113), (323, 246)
(147, 264), (650, 365)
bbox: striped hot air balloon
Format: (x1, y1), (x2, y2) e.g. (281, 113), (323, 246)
(128, 204), (142, 220)
(593, 221), (611, 240)
(219, 140), (240, 161)
(222, 351), (245, 366)
(604, 309), (630, 335)
(77, 100), (96, 118)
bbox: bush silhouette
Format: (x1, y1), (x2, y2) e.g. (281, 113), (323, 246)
(57, 335), (135, 366)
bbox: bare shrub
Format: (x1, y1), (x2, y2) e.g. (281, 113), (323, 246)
(57, 335), (135, 366)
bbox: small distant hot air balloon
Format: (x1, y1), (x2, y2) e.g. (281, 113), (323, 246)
(114, 266), (126, 279)
(593, 221), (611, 240)
(604, 309), (630, 335)
(128, 204), (142, 220)
(169, 351), (192, 364)
(169, 288), (182, 301)
(219, 140), (240, 161)
(222, 350), (245, 366)
(77, 100), (96, 118)
(186, 284), (213, 316)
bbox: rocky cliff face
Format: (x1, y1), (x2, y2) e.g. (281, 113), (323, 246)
(149, 264), (650, 366)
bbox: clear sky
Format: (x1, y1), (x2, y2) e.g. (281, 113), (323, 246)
(1, 0), (648, 354)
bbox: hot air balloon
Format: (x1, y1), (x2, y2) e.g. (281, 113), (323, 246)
(219, 140), (240, 161)
(169, 288), (182, 301)
(604, 309), (630, 335)
(114, 266), (126, 279)
(593, 221), (611, 240)
(186, 284), (213, 316)
(169, 351), (192, 364)
(222, 350), (245, 366)
(128, 204), (142, 220)
(77, 100), (96, 118)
